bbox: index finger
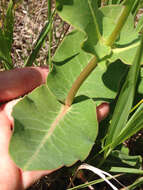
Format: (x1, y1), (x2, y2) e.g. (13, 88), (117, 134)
(0, 67), (49, 102)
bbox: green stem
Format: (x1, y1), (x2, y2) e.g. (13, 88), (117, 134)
(48, 0), (52, 71)
(48, 0), (51, 20)
(105, 0), (134, 47)
(48, 25), (52, 71)
(65, 57), (98, 106)
(65, 0), (133, 107)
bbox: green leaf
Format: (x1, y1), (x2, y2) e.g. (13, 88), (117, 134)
(10, 85), (98, 170)
(111, 103), (143, 149)
(56, 0), (111, 59)
(101, 146), (142, 174)
(109, 167), (143, 174)
(106, 0), (121, 5)
(4, 0), (14, 52)
(109, 13), (142, 65)
(0, 30), (12, 68)
(25, 19), (52, 66)
(110, 39), (143, 65)
(124, 177), (143, 190)
(68, 174), (122, 190)
(0, 0), (14, 69)
(138, 67), (143, 94)
(47, 30), (127, 104)
(56, 2), (139, 62)
(104, 33), (143, 157)
(136, 14), (143, 33)
(111, 150), (142, 168)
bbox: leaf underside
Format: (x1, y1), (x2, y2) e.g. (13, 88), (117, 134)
(47, 30), (128, 104)
(56, 2), (142, 64)
(10, 85), (98, 170)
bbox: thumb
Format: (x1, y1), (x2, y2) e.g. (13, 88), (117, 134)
(0, 66), (49, 102)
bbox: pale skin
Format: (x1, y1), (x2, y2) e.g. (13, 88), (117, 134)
(0, 67), (109, 190)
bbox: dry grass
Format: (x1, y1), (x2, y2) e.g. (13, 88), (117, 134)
(11, 0), (70, 68)
(12, 0), (51, 67)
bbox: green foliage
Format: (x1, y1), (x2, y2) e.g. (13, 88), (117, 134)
(25, 20), (52, 66)
(47, 30), (127, 104)
(104, 34), (143, 158)
(0, 0), (14, 69)
(136, 14), (143, 33)
(10, 85), (98, 170)
(103, 146), (143, 173)
(56, 0), (111, 59)
(4, 0), (143, 188)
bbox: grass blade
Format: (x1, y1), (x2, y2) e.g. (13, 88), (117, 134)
(24, 17), (52, 66)
(47, 0), (53, 71)
(68, 174), (122, 190)
(0, 0), (14, 69)
(110, 167), (143, 174)
(136, 14), (143, 33)
(104, 33), (143, 157)
(4, 0), (14, 52)
(111, 103), (143, 149)
(131, 0), (141, 15)
(121, 177), (143, 190)
(71, 164), (124, 190)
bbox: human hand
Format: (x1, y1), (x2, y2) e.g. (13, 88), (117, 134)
(0, 67), (109, 190)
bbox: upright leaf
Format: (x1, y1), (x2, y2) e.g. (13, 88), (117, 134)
(124, 177), (143, 190)
(0, 30), (12, 67)
(47, 30), (127, 104)
(104, 33), (143, 157)
(4, 0), (14, 52)
(136, 14), (143, 33)
(25, 19), (52, 66)
(0, 0), (14, 69)
(108, 11), (142, 65)
(111, 103), (143, 149)
(56, 0), (110, 59)
(47, 3), (141, 104)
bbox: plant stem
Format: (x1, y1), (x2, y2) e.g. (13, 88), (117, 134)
(65, 57), (98, 106)
(105, 0), (134, 47)
(65, 0), (133, 107)
(130, 99), (143, 113)
(48, 0), (52, 71)
(48, 25), (53, 71)
(48, 0), (51, 20)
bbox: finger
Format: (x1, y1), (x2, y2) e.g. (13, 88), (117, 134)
(0, 110), (12, 151)
(1, 99), (20, 127)
(1, 100), (55, 189)
(0, 103), (24, 190)
(0, 99), (19, 153)
(96, 103), (110, 122)
(1, 101), (109, 147)
(0, 99), (109, 189)
(22, 170), (55, 189)
(0, 66), (49, 102)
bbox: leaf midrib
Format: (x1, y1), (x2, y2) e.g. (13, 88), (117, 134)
(113, 41), (140, 53)
(23, 104), (70, 170)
